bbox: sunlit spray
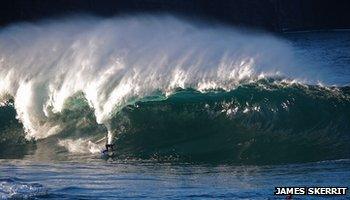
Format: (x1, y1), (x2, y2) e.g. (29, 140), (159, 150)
(0, 15), (327, 143)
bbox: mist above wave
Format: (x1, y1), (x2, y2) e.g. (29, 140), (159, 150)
(0, 15), (322, 140)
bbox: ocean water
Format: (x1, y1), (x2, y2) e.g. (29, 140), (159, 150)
(0, 16), (350, 199)
(0, 159), (349, 199)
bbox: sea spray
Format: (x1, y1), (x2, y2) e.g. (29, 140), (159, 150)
(0, 15), (302, 140)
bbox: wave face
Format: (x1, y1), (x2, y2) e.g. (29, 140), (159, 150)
(0, 100), (35, 159)
(110, 81), (350, 164)
(0, 15), (349, 164)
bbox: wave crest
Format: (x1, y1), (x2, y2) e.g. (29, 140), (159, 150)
(0, 15), (308, 140)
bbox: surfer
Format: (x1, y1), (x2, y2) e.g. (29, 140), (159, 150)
(102, 144), (115, 157)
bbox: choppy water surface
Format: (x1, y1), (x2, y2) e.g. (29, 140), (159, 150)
(0, 159), (349, 199)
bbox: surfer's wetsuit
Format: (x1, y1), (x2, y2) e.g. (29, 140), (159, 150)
(106, 144), (114, 151)
(102, 144), (114, 156)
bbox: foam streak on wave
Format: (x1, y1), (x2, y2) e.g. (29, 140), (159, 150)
(0, 15), (315, 140)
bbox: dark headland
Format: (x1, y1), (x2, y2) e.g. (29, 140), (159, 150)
(1, 0), (350, 32)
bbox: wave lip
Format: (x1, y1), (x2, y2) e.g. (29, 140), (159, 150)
(0, 15), (311, 141)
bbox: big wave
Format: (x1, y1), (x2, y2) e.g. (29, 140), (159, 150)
(0, 15), (349, 164)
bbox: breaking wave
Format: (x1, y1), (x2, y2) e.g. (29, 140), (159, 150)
(0, 15), (349, 164)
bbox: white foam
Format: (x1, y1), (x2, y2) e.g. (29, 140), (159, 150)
(0, 179), (47, 199)
(58, 139), (102, 154)
(0, 15), (313, 140)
